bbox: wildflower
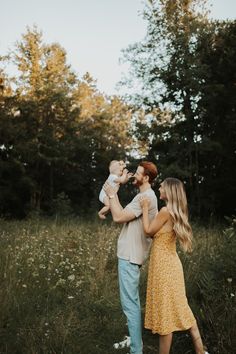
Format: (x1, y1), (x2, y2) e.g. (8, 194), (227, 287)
(227, 278), (233, 283)
(68, 296), (74, 299)
(76, 280), (83, 287)
(22, 284), (27, 288)
(32, 272), (39, 277)
(230, 293), (235, 297)
(68, 274), (75, 281)
(39, 264), (46, 269)
(55, 279), (66, 286)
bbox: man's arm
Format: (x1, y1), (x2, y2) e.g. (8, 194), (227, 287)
(109, 197), (136, 223)
(103, 182), (136, 224)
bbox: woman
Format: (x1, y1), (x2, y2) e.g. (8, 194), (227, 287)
(140, 178), (209, 354)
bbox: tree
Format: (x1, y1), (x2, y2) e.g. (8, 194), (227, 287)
(122, 0), (236, 217)
(0, 59), (33, 217)
(196, 20), (236, 215)
(0, 27), (134, 217)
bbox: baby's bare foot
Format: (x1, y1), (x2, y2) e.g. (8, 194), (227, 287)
(98, 212), (106, 220)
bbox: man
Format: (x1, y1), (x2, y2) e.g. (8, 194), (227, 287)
(104, 161), (158, 354)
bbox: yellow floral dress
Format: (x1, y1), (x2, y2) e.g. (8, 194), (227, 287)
(144, 230), (196, 335)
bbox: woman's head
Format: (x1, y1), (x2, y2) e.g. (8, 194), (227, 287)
(160, 178), (187, 209)
(160, 178), (192, 253)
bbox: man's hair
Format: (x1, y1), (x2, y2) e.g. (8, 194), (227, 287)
(139, 161), (158, 183)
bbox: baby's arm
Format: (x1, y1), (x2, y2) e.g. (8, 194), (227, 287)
(115, 169), (133, 184)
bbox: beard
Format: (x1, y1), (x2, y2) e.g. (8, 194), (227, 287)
(132, 177), (143, 187)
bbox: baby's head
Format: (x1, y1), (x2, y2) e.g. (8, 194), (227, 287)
(109, 160), (126, 176)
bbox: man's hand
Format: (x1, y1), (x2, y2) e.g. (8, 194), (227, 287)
(104, 180), (136, 223)
(103, 181), (119, 197)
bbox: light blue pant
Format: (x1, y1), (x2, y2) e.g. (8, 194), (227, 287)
(118, 258), (143, 354)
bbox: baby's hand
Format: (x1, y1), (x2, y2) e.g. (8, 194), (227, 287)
(127, 172), (134, 179)
(139, 196), (150, 208)
(121, 169), (133, 184)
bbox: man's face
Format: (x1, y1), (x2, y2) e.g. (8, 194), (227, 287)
(133, 166), (146, 187)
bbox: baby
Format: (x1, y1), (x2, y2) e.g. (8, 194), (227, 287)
(98, 160), (132, 219)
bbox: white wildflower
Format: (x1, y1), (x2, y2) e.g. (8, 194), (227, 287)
(76, 280), (83, 287)
(39, 264), (46, 269)
(32, 272), (39, 277)
(55, 279), (66, 286)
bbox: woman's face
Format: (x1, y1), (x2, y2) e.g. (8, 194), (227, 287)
(159, 183), (167, 200)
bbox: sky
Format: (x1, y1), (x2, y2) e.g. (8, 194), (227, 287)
(1, 0), (236, 95)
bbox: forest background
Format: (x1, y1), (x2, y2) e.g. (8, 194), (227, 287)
(0, 0), (235, 219)
(0, 1), (236, 353)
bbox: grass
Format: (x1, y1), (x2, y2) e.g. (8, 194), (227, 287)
(0, 216), (235, 354)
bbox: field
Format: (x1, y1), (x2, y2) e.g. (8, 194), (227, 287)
(0, 216), (235, 354)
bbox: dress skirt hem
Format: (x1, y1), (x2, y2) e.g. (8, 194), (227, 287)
(145, 319), (196, 336)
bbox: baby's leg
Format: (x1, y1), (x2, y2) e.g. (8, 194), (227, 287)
(98, 197), (110, 219)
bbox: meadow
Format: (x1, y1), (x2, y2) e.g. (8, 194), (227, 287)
(0, 216), (235, 354)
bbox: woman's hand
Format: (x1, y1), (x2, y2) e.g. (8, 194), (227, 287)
(139, 196), (150, 209)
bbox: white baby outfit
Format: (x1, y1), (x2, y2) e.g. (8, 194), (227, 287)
(99, 174), (119, 204)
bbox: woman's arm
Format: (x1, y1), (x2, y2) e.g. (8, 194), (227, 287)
(141, 199), (170, 237)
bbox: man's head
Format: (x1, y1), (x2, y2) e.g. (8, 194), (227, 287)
(133, 161), (158, 187)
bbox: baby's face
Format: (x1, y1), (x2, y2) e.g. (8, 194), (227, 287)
(119, 160), (126, 169)
(111, 161), (123, 175)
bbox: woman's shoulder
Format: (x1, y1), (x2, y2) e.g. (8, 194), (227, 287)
(156, 207), (171, 220)
(159, 206), (170, 214)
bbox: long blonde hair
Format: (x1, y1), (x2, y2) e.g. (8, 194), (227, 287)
(162, 178), (193, 252)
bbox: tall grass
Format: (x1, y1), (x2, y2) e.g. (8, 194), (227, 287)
(0, 217), (235, 354)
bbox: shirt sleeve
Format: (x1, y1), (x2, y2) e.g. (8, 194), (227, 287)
(125, 195), (142, 218)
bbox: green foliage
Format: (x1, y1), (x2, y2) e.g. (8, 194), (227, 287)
(1, 9), (236, 219)
(121, 0), (236, 218)
(51, 192), (74, 218)
(0, 27), (133, 217)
